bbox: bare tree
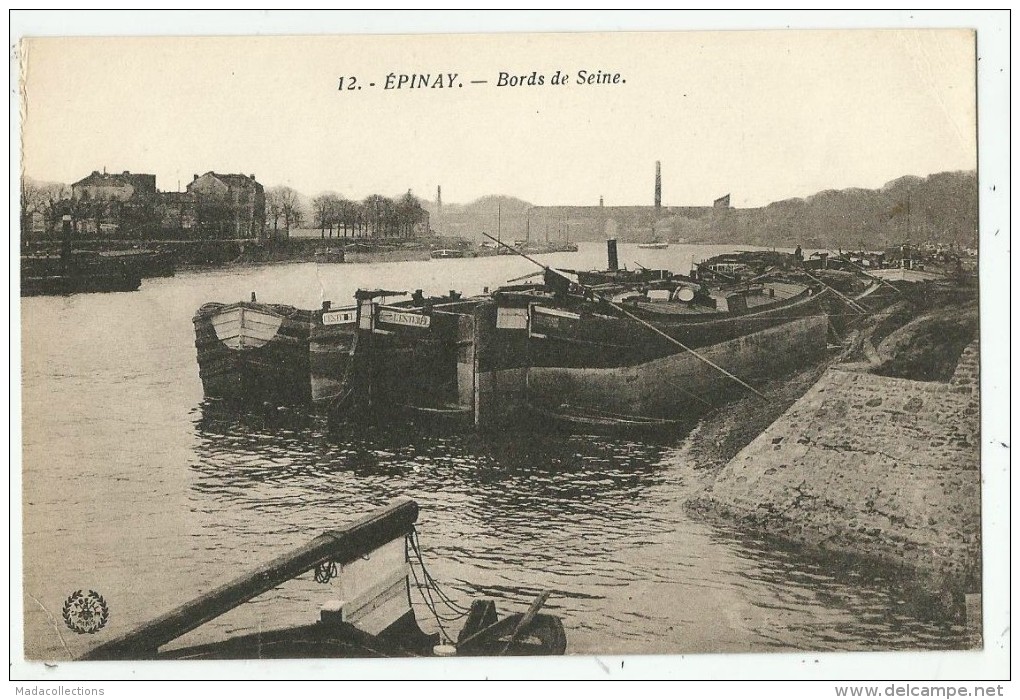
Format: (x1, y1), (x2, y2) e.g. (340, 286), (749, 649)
(267, 196), (283, 238)
(266, 186), (304, 239)
(312, 192), (344, 238)
(341, 198), (364, 238)
(280, 187), (303, 231)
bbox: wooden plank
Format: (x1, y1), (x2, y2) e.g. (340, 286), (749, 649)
(82, 498), (419, 660)
(500, 591), (550, 654)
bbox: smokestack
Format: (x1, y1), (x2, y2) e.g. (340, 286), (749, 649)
(437, 185), (442, 211)
(607, 238), (619, 271)
(654, 161), (661, 210)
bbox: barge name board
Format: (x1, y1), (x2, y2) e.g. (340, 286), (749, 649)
(496, 307), (529, 329)
(378, 308), (431, 329)
(322, 308), (358, 326)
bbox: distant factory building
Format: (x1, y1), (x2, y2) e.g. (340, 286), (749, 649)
(529, 162), (731, 243)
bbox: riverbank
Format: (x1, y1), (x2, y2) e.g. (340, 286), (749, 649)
(24, 235), (589, 273)
(23, 236), (473, 269)
(682, 290), (980, 634)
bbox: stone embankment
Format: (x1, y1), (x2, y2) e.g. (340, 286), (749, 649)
(688, 339), (980, 619)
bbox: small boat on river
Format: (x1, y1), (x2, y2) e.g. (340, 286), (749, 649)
(21, 217), (169, 296)
(637, 240), (669, 250)
(80, 498), (567, 660)
(430, 249), (466, 259)
(193, 296), (316, 404)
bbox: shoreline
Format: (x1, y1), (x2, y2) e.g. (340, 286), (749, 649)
(677, 290), (980, 629)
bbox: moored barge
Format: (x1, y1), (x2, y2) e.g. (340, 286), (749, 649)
(193, 297), (316, 404)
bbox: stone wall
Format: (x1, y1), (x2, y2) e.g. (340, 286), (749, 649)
(690, 342), (981, 606)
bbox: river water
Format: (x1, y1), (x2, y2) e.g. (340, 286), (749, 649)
(20, 243), (968, 660)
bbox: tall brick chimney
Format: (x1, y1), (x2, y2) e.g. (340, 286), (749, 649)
(654, 161), (661, 211)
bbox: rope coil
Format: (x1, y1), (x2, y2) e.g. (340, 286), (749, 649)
(313, 560), (338, 584)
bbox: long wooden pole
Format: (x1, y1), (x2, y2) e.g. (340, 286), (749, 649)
(500, 591), (550, 655)
(483, 232), (553, 273)
(83, 498), (419, 661)
(483, 233), (768, 401)
(693, 261), (737, 281)
(604, 298), (768, 400)
(836, 257), (905, 297)
(801, 271), (868, 314)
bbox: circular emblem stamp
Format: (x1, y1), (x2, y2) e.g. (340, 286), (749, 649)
(62, 590), (109, 634)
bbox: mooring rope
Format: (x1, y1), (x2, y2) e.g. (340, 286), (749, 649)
(405, 528), (470, 642)
(409, 529), (470, 615)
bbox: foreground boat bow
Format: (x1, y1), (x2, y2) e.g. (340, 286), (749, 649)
(80, 498), (566, 660)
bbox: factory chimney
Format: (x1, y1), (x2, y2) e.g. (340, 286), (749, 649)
(606, 238), (619, 272)
(654, 161), (662, 211)
(437, 185), (442, 212)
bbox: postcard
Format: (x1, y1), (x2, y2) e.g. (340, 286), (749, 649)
(11, 11), (1009, 683)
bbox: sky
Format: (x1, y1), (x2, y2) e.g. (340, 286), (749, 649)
(19, 27), (977, 209)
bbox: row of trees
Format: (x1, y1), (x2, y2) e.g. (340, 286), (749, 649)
(22, 178), (431, 243)
(310, 191), (428, 238)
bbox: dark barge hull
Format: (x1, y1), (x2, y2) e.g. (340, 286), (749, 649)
(521, 287), (829, 423)
(472, 285), (830, 429)
(98, 250), (175, 278)
(525, 313), (828, 423)
(21, 272), (142, 296)
(327, 296), (486, 426)
(193, 302), (316, 404)
(309, 305), (360, 408)
(325, 280), (830, 432)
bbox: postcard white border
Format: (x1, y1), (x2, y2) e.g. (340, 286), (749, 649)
(7, 10), (1010, 684)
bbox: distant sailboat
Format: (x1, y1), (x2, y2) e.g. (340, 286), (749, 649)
(638, 240), (669, 249)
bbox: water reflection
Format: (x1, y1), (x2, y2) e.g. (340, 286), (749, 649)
(701, 522), (968, 651)
(187, 400), (970, 653)
(22, 246), (972, 658)
(190, 400), (668, 523)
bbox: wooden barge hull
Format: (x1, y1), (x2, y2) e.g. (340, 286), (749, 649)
(367, 304), (479, 422)
(194, 302), (315, 404)
(309, 305), (359, 408)
(323, 281), (831, 432)
(526, 313), (828, 423)
(324, 296), (487, 425)
(81, 499), (567, 661)
(527, 296), (822, 368)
